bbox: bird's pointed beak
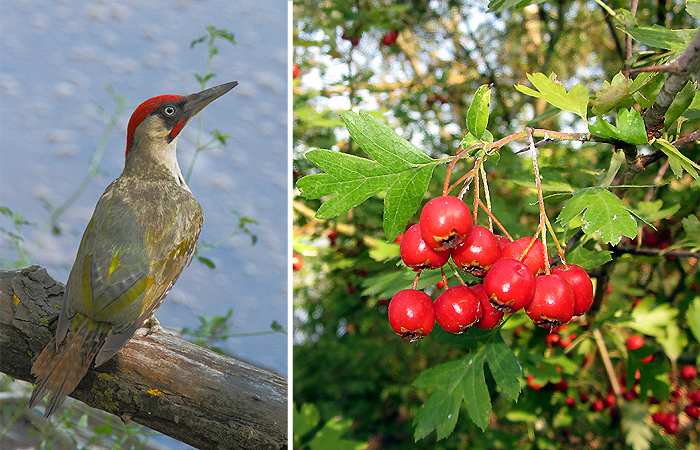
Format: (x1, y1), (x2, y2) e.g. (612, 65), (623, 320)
(183, 81), (238, 119)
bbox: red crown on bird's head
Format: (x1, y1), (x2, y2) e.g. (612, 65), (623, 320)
(126, 94), (182, 156)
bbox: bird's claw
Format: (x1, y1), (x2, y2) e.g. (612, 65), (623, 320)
(143, 316), (164, 336)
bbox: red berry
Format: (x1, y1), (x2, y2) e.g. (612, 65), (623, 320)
(685, 404), (700, 420)
(292, 254), (303, 271)
(436, 280), (446, 289)
(566, 396), (576, 407)
(451, 226), (502, 277)
(551, 264), (594, 316)
(495, 235), (510, 250)
(688, 390), (700, 405)
(641, 354), (653, 363)
(526, 375), (542, 390)
(400, 224), (450, 271)
(553, 378), (568, 392)
(525, 274), (575, 330)
(626, 335), (644, 351)
(663, 413), (678, 434)
(651, 411), (667, 425)
(434, 285), (482, 333)
(292, 63), (300, 79)
(388, 289), (435, 341)
(394, 232), (404, 244)
(381, 29), (398, 46)
(419, 196), (473, 250)
(484, 258), (536, 313)
(603, 393), (616, 407)
(501, 237), (550, 275)
(591, 399), (605, 412)
(559, 333), (577, 348)
(545, 332), (561, 347)
(579, 392), (590, 403)
(680, 365), (697, 382)
(471, 284), (504, 329)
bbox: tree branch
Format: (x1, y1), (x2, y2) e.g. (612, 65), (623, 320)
(0, 266), (287, 450)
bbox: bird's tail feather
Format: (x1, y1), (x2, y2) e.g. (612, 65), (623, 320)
(29, 314), (110, 418)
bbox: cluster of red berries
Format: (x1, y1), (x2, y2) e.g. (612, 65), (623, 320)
(650, 364), (700, 433)
(341, 28), (399, 47)
(388, 196), (594, 340)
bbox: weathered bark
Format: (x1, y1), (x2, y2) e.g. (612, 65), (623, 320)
(0, 266), (287, 450)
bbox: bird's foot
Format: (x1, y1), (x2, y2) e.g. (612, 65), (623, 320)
(143, 316), (164, 336)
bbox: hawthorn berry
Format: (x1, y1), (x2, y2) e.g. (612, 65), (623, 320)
(434, 285), (482, 333)
(525, 274), (575, 330)
(292, 63), (300, 79)
(680, 365), (697, 382)
(688, 390), (700, 405)
(566, 396), (576, 407)
(451, 226), (502, 277)
(381, 29), (398, 45)
(400, 223), (450, 271)
(471, 284), (504, 329)
(551, 264), (594, 316)
(484, 258), (536, 313)
(501, 236), (550, 275)
(419, 196), (473, 250)
(685, 404), (700, 420)
(591, 399), (605, 412)
(388, 289), (435, 341)
(292, 254), (304, 271)
(625, 335), (644, 351)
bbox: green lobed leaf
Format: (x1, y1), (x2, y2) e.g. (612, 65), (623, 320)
(413, 328), (521, 439)
(623, 297), (678, 337)
(653, 139), (700, 180)
(621, 402), (654, 450)
(633, 200), (681, 223)
(687, 297), (700, 344)
(515, 73), (589, 122)
(557, 188), (638, 245)
(591, 72), (633, 116)
(487, 0), (547, 13)
(467, 84), (491, 140)
(297, 112), (440, 241)
(618, 108), (648, 145)
(625, 25), (697, 51)
(665, 80), (697, 130)
(565, 246), (612, 270)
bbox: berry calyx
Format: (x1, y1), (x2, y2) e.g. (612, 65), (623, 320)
(400, 223), (450, 271)
(434, 285), (482, 333)
(419, 196), (473, 251)
(388, 289), (435, 341)
(501, 236), (550, 275)
(551, 264), (594, 316)
(471, 284), (505, 329)
(484, 258), (536, 313)
(525, 274), (575, 330)
(451, 225), (502, 277)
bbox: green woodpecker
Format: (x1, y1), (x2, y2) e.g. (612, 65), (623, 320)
(29, 81), (238, 417)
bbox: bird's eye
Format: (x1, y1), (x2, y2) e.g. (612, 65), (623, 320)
(163, 106), (176, 116)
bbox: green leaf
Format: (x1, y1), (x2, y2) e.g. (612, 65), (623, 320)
(487, 0), (547, 13)
(565, 246), (612, 270)
(618, 108), (648, 145)
(688, 0), (700, 19)
(625, 25), (697, 51)
(665, 80), (697, 130)
(623, 297), (678, 337)
(467, 84), (491, 140)
(653, 139), (700, 180)
(686, 297), (700, 344)
(413, 328), (521, 439)
(515, 73), (589, 122)
(633, 200), (680, 223)
(309, 417), (367, 450)
(591, 72), (634, 116)
(557, 188), (638, 245)
(297, 112), (440, 241)
(656, 321), (687, 362)
(621, 402), (654, 450)
(197, 256), (216, 269)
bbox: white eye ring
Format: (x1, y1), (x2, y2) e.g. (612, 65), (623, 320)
(164, 106), (176, 116)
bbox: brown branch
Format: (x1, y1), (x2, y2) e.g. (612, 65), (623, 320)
(611, 246), (700, 259)
(642, 27), (700, 134)
(0, 266), (287, 450)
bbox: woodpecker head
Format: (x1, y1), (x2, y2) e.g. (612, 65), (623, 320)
(123, 81), (238, 179)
